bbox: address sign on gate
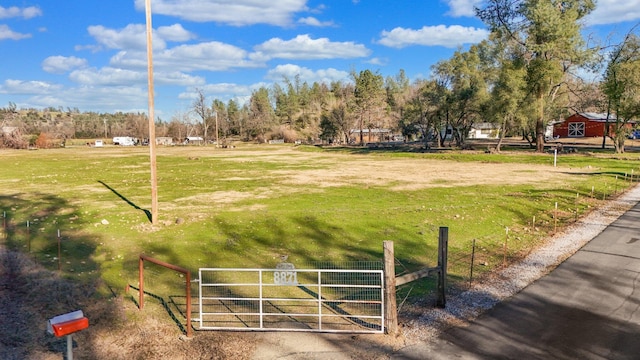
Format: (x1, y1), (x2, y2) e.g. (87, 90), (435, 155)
(274, 261), (298, 285)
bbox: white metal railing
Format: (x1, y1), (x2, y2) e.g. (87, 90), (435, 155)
(195, 267), (384, 333)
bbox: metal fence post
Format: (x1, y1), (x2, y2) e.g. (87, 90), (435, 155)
(139, 256), (145, 310)
(2, 211), (6, 240)
(436, 227), (448, 308)
(469, 239), (476, 289)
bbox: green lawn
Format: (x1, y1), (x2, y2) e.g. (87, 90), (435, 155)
(1, 143), (638, 298)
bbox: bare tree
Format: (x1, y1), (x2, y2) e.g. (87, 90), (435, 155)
(192, 89), (212, 144)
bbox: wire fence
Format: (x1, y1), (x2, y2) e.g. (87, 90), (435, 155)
(2, 171), (638, 311)
(394, 174), (639, 305)
(0, 212), (96, 278)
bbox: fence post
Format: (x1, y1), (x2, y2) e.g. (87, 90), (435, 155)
(469, 239), (476, 289)
(383, 241), (397, 335)
(503, 227), (509, 267)
(554, 202), (558, 234)
(26, 221), (30, 252)
(139, 256), (145, 310)
(57, 229), (61, 271)
(436, 227), (448, 308)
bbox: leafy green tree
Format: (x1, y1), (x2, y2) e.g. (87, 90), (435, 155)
(477, 0), (595, 152)
(484, 36), (529, 151)
(352, 70), (385, 144)
(319, 110), (340, 143)
(326, 81), (356, 144)
(433, 41), (494, 146)
(248, 87), (275, 141)
(401, 79), (449, 149)
(212, 99), (227, 144)
(273, 82), (294, 127)
(385, 69), (412, 139)
(226, 99), (242, 137)
(601, 32), (640, 153)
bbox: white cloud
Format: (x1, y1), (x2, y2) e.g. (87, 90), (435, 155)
(133, 0), (308, 26)
(297, 17), (335, 27)
(68, 66), (204, 87)
(156, 24), (195, 42)
(83, 26), (258, 74)
(585, 0), (640, 26)
(445, 0), (483, 17)
(85, 23), (193, 52)
(111, 41), (260, 72)
(378, 25), (489, 48)
(88, 24), (153, 51)
(29, 85), (149, 114)
(366, 57), (387, 66)
(69, 67), (146, 86)
(156, 42), (255, 70)
(155, 71), (206, 86)
(252, 34), (370, 61)
(0, 6), (42, 19)
(265, 64), (349, 84)
(0, 79), (62, 95)
(0, 24), (31, 40)
(42, 56), (88, 74)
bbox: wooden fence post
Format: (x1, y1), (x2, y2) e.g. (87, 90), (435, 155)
(383, 241), (397, 335)
(436, 227), (448, 308)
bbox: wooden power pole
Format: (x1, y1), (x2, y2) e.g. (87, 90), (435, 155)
(145, 0), (158, 224)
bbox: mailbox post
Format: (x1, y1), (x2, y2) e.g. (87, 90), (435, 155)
(47, 310), (89, 360)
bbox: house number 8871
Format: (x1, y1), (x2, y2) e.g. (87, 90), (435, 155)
(273, 271), (298, 285)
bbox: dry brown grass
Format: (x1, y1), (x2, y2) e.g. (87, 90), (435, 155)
(0, 246), (257, 359)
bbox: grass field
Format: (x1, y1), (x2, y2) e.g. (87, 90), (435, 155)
(1, 140), (639, 299)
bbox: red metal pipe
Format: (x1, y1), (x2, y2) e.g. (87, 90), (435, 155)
(138, 254), (192, 337)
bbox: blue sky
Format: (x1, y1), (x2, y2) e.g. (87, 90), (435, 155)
(1, 0), (639, 120)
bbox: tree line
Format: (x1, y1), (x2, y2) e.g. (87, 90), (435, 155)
(2, 1), (639, 152)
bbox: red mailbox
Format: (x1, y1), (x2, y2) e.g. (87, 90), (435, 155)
(47, 310), (89, 337)
(47, 310), (88, 360)
(51, 317), (89, 337)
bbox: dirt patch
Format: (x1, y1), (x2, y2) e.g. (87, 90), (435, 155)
(275, 157), (580, 191)
(177, 146), (592, 191)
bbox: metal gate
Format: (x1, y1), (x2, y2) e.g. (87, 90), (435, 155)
(193, 266), (384, 333)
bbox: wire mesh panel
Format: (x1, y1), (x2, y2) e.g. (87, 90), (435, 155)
(196, 267), (384, 333)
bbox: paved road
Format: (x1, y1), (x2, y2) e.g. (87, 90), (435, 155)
(396, 201), (640, 359)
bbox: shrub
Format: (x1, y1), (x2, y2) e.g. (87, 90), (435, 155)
(269, 125), (299, 143)
(0, 129), (28, 149)
(34, 133), (52, 149)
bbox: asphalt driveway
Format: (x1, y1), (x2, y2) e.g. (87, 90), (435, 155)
(396, 200), (640, 359)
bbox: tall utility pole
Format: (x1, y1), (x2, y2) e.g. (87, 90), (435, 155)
(145, 0), (158, 224)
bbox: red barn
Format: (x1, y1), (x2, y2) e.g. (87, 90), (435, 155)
(553, 112), (634, 138)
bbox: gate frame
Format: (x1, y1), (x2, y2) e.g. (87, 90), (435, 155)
(195, 267), (385, 334)
(132, 254), (192, 337)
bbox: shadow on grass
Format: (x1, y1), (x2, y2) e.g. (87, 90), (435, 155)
(126, 285), (191, 336)
(0, 193), (120, 360)
(98, 180), (152, 222)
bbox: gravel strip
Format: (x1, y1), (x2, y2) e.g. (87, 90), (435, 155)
(401, 184), (640, 343)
